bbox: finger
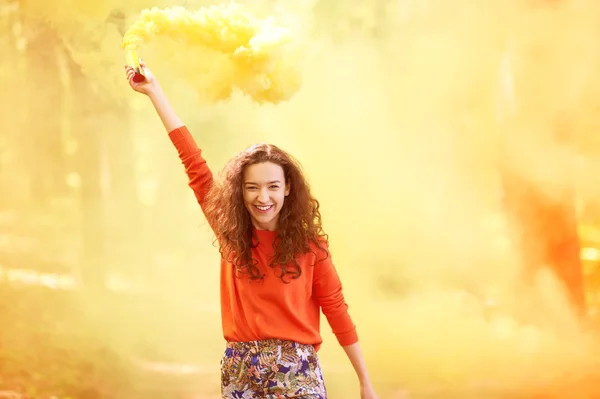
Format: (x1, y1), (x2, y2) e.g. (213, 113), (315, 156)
(139, 59), (146, 68)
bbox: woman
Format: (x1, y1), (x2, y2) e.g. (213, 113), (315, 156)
(124, 61), (378, 399)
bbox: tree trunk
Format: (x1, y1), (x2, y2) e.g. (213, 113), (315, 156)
(68, 59), (109, 291)
(23, 22), (67, 205)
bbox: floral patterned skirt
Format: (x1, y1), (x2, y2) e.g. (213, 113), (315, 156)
(220, 339), (327, 399)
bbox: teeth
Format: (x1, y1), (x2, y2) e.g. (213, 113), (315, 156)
(256, 205), (271, 211)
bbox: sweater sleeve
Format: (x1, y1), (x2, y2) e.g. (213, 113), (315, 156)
(168, 126), (214, 213)
(313, 251), (359, 346)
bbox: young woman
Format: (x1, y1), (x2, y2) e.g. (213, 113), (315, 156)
(124, 61), (378, 399)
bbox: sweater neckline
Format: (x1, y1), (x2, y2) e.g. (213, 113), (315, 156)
(253, 227), (277, 240)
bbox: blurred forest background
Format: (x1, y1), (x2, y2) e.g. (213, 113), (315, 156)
(2, 0), (600, 398)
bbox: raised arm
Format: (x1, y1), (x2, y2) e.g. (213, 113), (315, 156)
(124, 61), (214, 210)
(148, 84), (184, 133)
(125, 60), (183, 133)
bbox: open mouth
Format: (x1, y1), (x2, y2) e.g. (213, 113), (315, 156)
(254, 205), (274, 213)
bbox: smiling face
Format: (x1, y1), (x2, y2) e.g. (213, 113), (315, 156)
(242, 161), (291, 231)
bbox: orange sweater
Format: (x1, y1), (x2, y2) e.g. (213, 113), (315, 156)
(169, 126), (358, 350)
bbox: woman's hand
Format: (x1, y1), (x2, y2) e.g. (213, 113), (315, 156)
(124, 59), (159, 96)
(360, 382), (379, 399)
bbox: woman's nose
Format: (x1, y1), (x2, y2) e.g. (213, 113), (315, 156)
(258, 188), (269, 203)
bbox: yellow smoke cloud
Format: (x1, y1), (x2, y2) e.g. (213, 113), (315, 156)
(122, 3), (303, 104)
(7, 0), (600, 397)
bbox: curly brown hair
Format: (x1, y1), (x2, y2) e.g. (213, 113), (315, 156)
(203, 143), (328, 282)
